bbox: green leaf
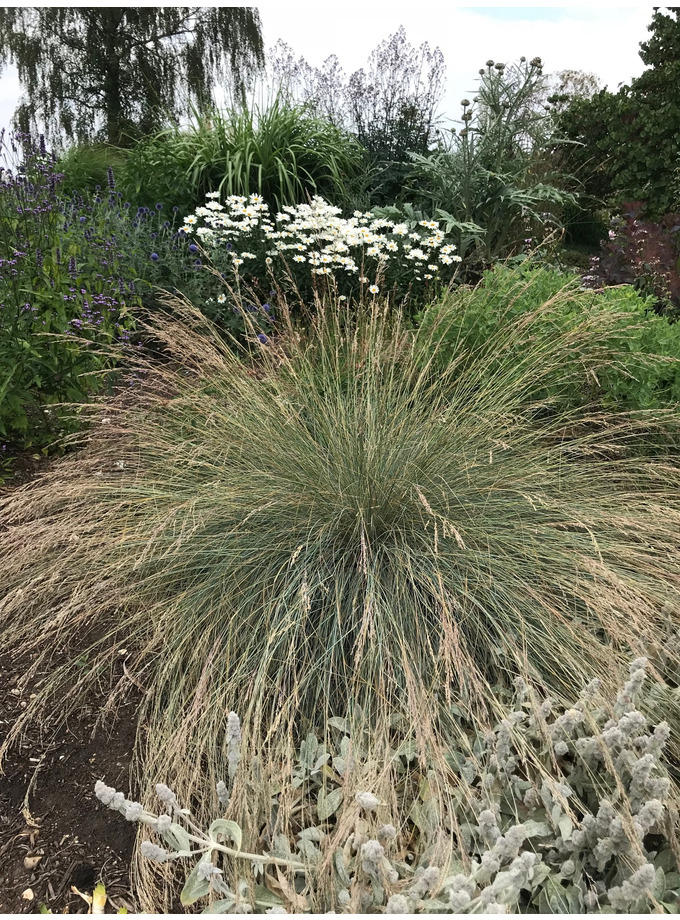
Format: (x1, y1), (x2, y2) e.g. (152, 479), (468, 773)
(208, 819), (242, 851)
(317, 787), (343, 820)
(180, 862), (212, 906)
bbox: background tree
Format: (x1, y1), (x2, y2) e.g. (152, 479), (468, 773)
(544, 68), (601, 113)
(267, 28), (446, 206)
(0, 7), (265, 146)
(556, 7), (680, 217)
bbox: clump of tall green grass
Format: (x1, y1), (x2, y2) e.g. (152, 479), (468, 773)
(118, 95), (364, 214)
(1, 282), (679, 905)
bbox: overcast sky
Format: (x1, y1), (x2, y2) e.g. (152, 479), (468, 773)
(0, 4), (654, 141)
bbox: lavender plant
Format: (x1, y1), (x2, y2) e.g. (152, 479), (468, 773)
(0, 132), (139, 452)
(96, 660), (679, 913)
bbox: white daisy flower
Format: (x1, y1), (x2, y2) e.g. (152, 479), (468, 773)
(369, 284), (379, 294)
(217, 294), (227, 304)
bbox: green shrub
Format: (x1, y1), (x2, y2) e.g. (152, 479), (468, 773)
(54, 142), (129, 197)
(117, 96), (365, 216)
(97, 659), (679, 912)
(417, 264), (680, 412)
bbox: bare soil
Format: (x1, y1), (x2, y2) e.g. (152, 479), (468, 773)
(0, 651), (138, 914)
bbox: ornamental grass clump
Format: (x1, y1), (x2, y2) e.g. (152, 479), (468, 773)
(1, 285), (680, 906)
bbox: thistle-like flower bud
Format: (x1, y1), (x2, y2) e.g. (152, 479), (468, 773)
(216, 780), (230, 809)
(460, 99), (470, 107)
(226, 711), (242, 745)
(385, 894), (411, 913)
(355, 791), (380, 811)
(155, 783), (178, 808)
(155, 813), (172, 833)
(140, 840), (170, 862)
(124, 801), (144, 822)
(197, 860), (224, 881)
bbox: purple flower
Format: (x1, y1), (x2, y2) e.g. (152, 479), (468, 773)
(107, 166), (115, 190)
(257, 333), (268, 344)
(155, 202), (163, 210)
(68, 256), (77, 278)
(262, 303), (271, 313)
(189, 243), (198, 253)
(150, 252), (159, 261)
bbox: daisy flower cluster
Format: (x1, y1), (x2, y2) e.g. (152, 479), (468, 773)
(181, 193), (463, 305)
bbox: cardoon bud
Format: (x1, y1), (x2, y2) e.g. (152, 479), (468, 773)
(107, 166), (115, 190)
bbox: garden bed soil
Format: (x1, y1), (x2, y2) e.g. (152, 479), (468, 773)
(0, 647), (138, 914)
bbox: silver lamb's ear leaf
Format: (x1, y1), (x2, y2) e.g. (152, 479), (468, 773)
(209, 819), (242, 851)
(522, 820), (552, 839)
(328, 717), (350, 734)
(180, 862), (212, 906)
(201, 896), (236, 914)
(164, 822), (192, 855)
(253, 885), (285, 908)
(317, 787), (344, 821)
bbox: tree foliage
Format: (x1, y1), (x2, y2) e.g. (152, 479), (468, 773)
(267, 27), (446, 205)
(0, 7), (265, 146)
(556, 7), (680, 217)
